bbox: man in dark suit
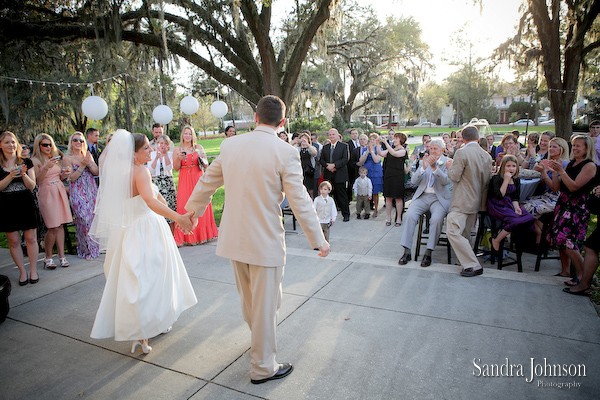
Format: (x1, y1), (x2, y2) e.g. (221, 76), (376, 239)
(86, 128), (102, 165)
(486, 133), (496, 157)
(346, 129), (360, 201)
(320, 128), (350, 221)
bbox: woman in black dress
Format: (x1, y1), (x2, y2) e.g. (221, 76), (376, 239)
(298, 132), (318, 198)
(380, 132), (408, 226)
(0, 131), (39, 286)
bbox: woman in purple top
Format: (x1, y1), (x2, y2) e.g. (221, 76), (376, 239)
(63, 132), (100, 260)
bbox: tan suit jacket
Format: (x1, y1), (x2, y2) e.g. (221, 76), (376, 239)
(185, 125), (325, 267)
(448, 141), (493, 214)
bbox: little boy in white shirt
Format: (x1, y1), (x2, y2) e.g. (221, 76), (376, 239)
(313, 181), (337, 241)
(353, 166), (373, 219)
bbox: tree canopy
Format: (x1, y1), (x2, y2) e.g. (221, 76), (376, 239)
(0, 0), (338, 109)
(495, 0), (600, 138)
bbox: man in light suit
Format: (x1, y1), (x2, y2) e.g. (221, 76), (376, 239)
(446, 125), (493, 277)
(185, 95), (330, 384)
(320, 128), (351, 221)
(399, 139), (452, 267)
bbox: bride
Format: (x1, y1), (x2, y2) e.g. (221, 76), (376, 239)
(90, 130), (198, 354)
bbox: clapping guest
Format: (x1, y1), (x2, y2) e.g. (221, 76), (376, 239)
(523, 137), (570, 222)
(0, 131), (39, 285)
(31, 134), (73, 269)
(63, 132), (100, 260)
(546, 135), (597, 284)
(399, 139), (452, 267)
(148, 135), (177, 234)
(495, 134), (524, 166)
(298, 132), (318, 198)
(380, 132), (408, 226)
(487, 155), (541, 253)
(173, 126), (218, 246)
(521, 132), (540, 169)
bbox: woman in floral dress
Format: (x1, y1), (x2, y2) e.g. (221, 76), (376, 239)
(148, 135), (177, 234)
(63, 132), (100, 260)
(546, 135), (597, 285)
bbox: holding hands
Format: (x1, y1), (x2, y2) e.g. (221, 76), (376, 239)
(175, 211), (196, 235)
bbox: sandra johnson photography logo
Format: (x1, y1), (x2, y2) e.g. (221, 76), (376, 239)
(472, 358), (586, 387)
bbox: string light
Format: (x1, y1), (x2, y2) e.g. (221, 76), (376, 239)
(0, 73), (135, 87)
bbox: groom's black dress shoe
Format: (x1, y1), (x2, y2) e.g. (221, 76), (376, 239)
(251, 363), (294, 384)
(398, 253), (411, 265)
(420, 255), (432, 267)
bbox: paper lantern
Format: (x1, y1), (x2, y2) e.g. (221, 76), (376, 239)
(180, 95), (200, 115)
(153, 105), (173, 125)
(210, 100), (228, 118)
(81, 96), (108, 120)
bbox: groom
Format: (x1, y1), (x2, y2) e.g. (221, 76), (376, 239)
(186, 95), (330, 384)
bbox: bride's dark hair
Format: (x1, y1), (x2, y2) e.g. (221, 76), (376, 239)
(133, 133), (148, 151)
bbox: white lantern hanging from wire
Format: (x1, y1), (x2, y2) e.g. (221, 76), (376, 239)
(81, 96), (108, 120)
(210, 100), (228, 119)
(153, 105), (173, 125)
(180, 95), (200, 115)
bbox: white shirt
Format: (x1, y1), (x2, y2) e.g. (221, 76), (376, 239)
(313, 195), (337, 223)
(146, 151), (174, 177)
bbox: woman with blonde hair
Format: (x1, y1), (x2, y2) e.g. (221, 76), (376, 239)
(0, 131), (39, 285)
(31, 134), (73, 268)
(522, 137), (570, 221)
(173, 126), (218, 246)
(546, 135), (597, 283)
(358, 133), (383, 218)
(62, 131), (100, 259)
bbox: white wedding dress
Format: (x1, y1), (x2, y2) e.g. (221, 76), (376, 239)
(91, 186), (197, 341)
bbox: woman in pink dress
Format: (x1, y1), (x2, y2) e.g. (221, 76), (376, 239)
(31, 134), (73, 269)
(173, 126), (218, 246)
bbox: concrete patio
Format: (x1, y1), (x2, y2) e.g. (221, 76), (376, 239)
(1, 209), (598, 399)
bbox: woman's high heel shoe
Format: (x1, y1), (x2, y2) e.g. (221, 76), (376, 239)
(131, 339), (152, 354)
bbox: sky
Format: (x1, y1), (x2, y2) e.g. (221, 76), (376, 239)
(366, 0), (525, 82)
(274, 0), (525, 83)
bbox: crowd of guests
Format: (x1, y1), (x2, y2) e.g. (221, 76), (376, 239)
(2, 120), (599, 294)
(0, 123), (220, 286)
(278, 122), (599, 290)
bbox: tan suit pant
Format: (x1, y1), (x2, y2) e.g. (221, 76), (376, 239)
(446, 211), (481, 270)
(231, 261), (283, 380)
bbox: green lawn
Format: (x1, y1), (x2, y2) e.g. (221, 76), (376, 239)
(377, 126), (556, 137)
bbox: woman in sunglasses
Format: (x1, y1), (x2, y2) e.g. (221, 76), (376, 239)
(32, 134), (73, 268)
(63, 132), (100, 260)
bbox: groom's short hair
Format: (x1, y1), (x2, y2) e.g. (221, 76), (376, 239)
(256, 95), (285, 127)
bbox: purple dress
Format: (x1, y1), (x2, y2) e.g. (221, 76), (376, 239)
(70, 164), (100, 259)
(487, 175), (534, 232)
